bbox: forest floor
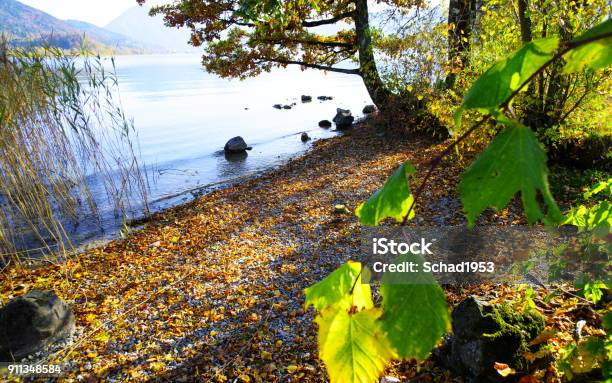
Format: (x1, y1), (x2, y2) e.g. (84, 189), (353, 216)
(0, 120), (608, 382)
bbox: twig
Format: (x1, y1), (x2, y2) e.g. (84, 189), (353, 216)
(401, 116), (490, 225)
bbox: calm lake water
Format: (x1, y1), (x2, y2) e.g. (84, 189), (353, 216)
(55, 54), (372, 248)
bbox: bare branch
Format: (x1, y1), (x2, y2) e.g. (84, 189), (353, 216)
(262, 59), (360, 74)
(302, 11), (356, 27)
(257, 38), (355, 48)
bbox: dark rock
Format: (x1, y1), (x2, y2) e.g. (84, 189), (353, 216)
(283, 105), (292, 110)
(332, 108), (354, 130)
(439, 296), (545, 382)
(317, 96), (333, 101)
(318, 120), (332, 128)
(0, 290), (75, 361)
(301, 95), (312, 102)
(273, 104), (282, 109)
(301, 133), (310, 142)
(224, 151), (248, 162)
(224, 136), (249, 153)
(362, 104), (377, 114)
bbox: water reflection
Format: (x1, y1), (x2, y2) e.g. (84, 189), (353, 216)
(224, 151), (248, 163)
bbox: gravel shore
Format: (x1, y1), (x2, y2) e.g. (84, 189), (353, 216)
(0, 122), (550, 382)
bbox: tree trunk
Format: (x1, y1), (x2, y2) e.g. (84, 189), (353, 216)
(517, 0), (532, 43)
(540, 5), (575, 128)
(354, 0), (393, 109)
(445, 0), (478, 87)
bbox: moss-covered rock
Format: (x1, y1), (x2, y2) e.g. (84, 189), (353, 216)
(440, 296), (545, 382)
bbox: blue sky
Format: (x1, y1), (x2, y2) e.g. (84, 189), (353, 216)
(19, 0), (163, 27)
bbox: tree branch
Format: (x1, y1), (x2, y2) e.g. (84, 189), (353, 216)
(223, 19), (255, 27)
(302, 11), (356, 27)
(263, 59), (360, 74)
(257, 38), (355, 48)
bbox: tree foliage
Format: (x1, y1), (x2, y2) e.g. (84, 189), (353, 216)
(137, 0), (425, 106)
(306, 18), (612, 383)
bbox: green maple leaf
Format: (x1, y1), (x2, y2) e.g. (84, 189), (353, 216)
(455, 37), (559, 126)
(355, 162), (416, 226)
(563, 19), (612, 74)
(459, 117), (562, 226)
(304, 261), (372, 312)
(379, 254), (450, 360)
(316, 305), (396, 383)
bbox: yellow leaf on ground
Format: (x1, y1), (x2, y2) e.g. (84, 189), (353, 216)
(494, 362), (516, 377)
(150, 361), (165, 372)
(260, 350), (272, 360)
(286, 365), (299, 373)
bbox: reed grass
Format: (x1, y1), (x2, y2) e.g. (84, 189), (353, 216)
(0, 37), (148, 265)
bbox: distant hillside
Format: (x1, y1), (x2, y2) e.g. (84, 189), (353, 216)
(0, 0), (158, 53)
(106, 6), (195, 53)
(64, 19), (151, 51)
(0, 0), (74, 37)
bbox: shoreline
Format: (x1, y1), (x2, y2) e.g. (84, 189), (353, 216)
(0, 121), (532, 381)
(4, 127), (349, 264)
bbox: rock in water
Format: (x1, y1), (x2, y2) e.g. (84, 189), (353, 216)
(332, 108), (354, 130)
(224, 151), (248, 162)
(317, 95), (333, 101)
(283, 105), (292, 110)
(362, 104), (377, 114)
(273, 104), (282, 109)
(301, 133), (310, 142)
(318, 120), (332, 128)
(0, 290), (75, 361)
(224, 136), (248, 153)
(301, 95), (312, 102)
(439, 296), (545, 382)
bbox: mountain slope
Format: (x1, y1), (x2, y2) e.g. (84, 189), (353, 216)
(64, 19), (150, 50)
(0, 0), (75, 37)
(0, 0), (156, 52)
(105, 6), (194, 53)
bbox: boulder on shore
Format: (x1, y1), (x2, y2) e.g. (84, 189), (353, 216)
(0, 290), (75, 361)
(332, 108), (354, 130)
(362, 104), (377, 114)
(317, 96), (333, 101)
(273, 104), (282, 109)
(283, 105), (292, 110)
(318, 120), (332, 128)
(438, 296), (545, 382)
(224, 136), (249, 153)
(301, 95), (312, 102)
(301, 132), (311, 142)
